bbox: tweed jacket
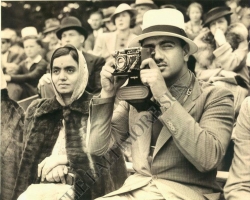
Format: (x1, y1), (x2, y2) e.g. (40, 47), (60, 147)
(12, 92), (127, 200)
(92, 31), (138, 61)
(88, 74), (235, 200)
(1, 89), (24, 200)
(224, 97), (250, 200)
(10, 58), (48, 88)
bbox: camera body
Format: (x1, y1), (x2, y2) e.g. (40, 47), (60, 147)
(112, 47), (153, 107)
(113, 47), (142, 76)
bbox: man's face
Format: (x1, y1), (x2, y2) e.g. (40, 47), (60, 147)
(23, 38), (41, 59)
(89, 13), (103, 30)
(142, 36), (188, 81)
(61, 30), (85, 50)
(52, 54), (79, 97)
(115, 11), (131, 31)
(105, 21), (116, 32)
(1, 39), (11, 54)
(209, 17), (228, 35)
(135, 5), (152, 24)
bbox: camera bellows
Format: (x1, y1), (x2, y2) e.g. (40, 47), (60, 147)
(117, 85), (150, 100)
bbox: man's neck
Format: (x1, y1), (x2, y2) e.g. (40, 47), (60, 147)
(165, 66), (189, 87)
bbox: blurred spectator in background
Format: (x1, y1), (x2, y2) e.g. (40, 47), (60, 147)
(93, 3), (138, 61)
(84, 9), (104, 52)
(42, 18), (61, 63)
(102, 6), (117, 32)
(237, 5), (250, 38)
(4, 27), (47, 101)
(1, 30), (23, 74)
(185, 2), (203, 40)
(131, 0), (158, 35)
(225, 0), (242, 24)
(1, 68), (24, 200)
(194, 6), (249, 116)
(38, 16), (105, 98)
(224, 97), (250, 200)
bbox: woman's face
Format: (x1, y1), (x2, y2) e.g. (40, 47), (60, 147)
(209, 17), (228, 35)
(52, 54), (79, 97)
(189, 6), (202, 22)
(115, 11), (131, 31)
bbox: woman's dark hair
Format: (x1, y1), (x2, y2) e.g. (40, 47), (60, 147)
(51, 44), (79, 70)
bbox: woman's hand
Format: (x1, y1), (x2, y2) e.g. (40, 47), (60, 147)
(38, 155), (68, 182)
(45, 165), (68, 184)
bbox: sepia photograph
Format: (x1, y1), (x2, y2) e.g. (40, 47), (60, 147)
(1, 0), (250, 199)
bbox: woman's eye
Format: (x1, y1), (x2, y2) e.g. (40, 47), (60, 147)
(67, 68), (75, 74)
(52, 69), (60, 74)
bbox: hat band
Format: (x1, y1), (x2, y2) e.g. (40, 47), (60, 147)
(142, 25), (187, 38)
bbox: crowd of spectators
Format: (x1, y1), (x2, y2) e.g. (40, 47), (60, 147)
(1, 0), (250, 200)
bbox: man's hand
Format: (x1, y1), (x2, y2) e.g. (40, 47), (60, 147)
(214, 29), (227, 46)
(45, 165), (68, 184)
(140, 58), (169, 99)
(100, 58), (127, 98)
(38, 73), (51, 86)
(5, 63), (19, 75)
(4, 74), (11, 82)
(37, 155), (68, 182)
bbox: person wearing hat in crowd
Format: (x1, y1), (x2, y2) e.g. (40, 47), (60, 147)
(38, 16), (105, 98)
(131, 0), (158, 35)
(4, 26), (48, 101)
(1, 68), (24, 200)
(87, 8), (234, 200)
(102, 6), (117, 33)
(84, 9), (105, 52)
(193, 6), (249, 116)
(93, 3), (138, 61)
(42, 18), (61, 62)
(1, 29), (23, 74)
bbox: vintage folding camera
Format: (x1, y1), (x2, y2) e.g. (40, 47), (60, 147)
(112, 47), (153, 108)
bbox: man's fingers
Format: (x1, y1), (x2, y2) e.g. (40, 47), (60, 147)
(58, 167), (66, 184)
(140, 58), (158, 69)
(45, 172), (53, 182)
(63, 166), (68, 174)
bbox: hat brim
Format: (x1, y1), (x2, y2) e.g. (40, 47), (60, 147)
(56, 26), (88, 40)
(203, 11), (232, 27)
(43, 26), (60, 34)
(129, 32), (198, 55)
(111, 9), (137, 23)
(135, 3), (158, 9)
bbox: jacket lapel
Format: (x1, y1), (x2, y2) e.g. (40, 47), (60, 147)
(152, 78), (202, 159)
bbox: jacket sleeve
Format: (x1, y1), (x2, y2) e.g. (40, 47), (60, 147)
(10, 60), (47, 83)
(195, 62), (222, 81)
(213, 40), (248, 72)
(91, 56), (105, 93)
(88, 97), (130, 156)
(158, 86), (234, 172)
(224, 97), (250, 200)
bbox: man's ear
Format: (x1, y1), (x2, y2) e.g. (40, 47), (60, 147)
(87, 18), (92, 25)
(183, 44), (190, 61)
(80, 35), (85, 44)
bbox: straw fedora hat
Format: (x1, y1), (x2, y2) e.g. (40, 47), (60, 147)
(203, 6), (232, 27)
(21, 26), (38, 39)
(102, 6), (116, 23)
(56, 16), (88, 40)
(110, 3), (137, 23)
(129, 8), (198, 55)
(134, 0), (158, 9)
(43, 18), (60, 34)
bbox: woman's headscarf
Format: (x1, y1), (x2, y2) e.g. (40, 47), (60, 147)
(50, 44), (88, 106)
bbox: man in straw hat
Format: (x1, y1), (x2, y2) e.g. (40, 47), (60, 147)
(38, 16), (105, 97)
(88, 8), (234, 200)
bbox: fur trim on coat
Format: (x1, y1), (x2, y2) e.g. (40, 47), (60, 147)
(12, 92), (127, 200)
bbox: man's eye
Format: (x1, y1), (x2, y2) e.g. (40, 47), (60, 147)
(161, 44), (173, 49)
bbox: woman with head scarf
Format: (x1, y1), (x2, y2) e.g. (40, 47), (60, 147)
(92, 3), (139, 61)
(13, 44), (127, 200)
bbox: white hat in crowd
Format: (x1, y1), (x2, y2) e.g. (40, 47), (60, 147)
(129, 8), (198, 55)
(110, 3), (137, 23)
(21, 26), (38, 39)
(134, 0), (158, 9)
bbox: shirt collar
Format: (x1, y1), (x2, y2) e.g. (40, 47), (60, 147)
(25, 54), (42, 65)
